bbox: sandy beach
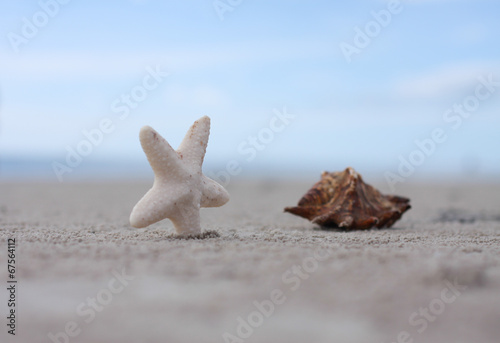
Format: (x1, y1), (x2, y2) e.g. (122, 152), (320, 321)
(1, 180), (499, 343)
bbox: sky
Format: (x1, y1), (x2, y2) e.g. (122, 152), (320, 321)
(0, 0), (499, 185)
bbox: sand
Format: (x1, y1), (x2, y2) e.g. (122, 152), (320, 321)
(1, 180), (500, 343)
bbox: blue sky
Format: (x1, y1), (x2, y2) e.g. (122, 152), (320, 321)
(0, 0), (499, 183)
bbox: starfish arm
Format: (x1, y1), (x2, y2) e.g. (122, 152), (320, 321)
(129, 185), (176, 228)
(177, 116), (210, 170)
(200, 175), (230, 208)
(139, 126), (184, 178)
(169, 206), (202, 236)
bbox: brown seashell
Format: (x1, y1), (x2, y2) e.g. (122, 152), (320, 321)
(284, 167), (411, 230)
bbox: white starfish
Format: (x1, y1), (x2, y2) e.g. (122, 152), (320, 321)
(129, 116), (229, 235)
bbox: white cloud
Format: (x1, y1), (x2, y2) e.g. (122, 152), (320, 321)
(0, 40), (334, 81)
(394, 62), (500, 99)
(453, 23), (488, 45)
(164, 84), (231, 109)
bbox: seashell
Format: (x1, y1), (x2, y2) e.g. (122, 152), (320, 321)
(284, 167), (411, 230)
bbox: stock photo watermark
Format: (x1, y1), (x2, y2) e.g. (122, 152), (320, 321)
(206, 107), (296, 187)
(6, 239), (17, 336)
(384, 73), (499, 191)
(339, 0), (404, 63)
(213, 0), (243, 21)
(7, 0), (72, 53)
(47, 268), (135, 343)
(51, 65), (169, 182)
(384, 278), (467, 343)
(222, 249), (330, 343)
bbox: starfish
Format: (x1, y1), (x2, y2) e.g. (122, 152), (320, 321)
(129, 116), (230, 235)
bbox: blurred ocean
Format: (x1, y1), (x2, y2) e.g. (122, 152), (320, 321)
(1, 155), (498, 184)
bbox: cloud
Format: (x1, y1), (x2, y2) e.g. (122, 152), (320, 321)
(0, 40), (334, 81)
(394, 62), (500, 99)
(453, 23), (488, 45)
(164, 84), (231, 109)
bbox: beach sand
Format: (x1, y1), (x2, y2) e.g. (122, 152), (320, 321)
(1, 180), (499, 343)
